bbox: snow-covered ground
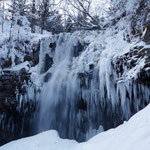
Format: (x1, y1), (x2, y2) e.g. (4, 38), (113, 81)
(1, 104), (150, 150)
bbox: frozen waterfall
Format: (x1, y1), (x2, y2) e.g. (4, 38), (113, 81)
(36, 31), (150, 142)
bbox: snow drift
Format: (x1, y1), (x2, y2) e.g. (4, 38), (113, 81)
(1, 104), (150, 150)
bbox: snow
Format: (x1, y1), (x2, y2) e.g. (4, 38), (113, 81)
(4, 61), (30, 71)
(125, 57), (146, 79)
(1, 104), (150, 150)
(0, 131), (78, 150)
(0, 20), (52, 70)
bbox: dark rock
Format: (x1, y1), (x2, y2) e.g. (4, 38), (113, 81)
(24, 55), (32, 62)
(113, 45), (150, 87)
(77, 98), (87, 111)
(0, 81), (3, 90)
(3, 80), (10, 85)
(14, 56), (20, 65)
(0, 92), (6, 99)
(73, 41), (88, 57)
(78, 72), (93, 79)
(32, 41), (40, 66)
(2, 57), (12, 69)
(49, 42), (56, 51)
(2, 70), (11, 74)
(24, 40), (30, 45)
(44, 72), (51, 82)
(136, 69), (150, 86)
(33, 49), (39, 65)
(1, 75), (13, 81)
(21, 68), (27, 75)
(44, 54), (53, 73)
(78, 72), (92, 89)
(89, 64), (95, 70)
(4, 84), (13, 90)
(143, 27), (150, 44)
(0, 67), (34, 146)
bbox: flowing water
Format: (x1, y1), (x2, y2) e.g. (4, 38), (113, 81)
(0, 32), (150, 144)
(36, 33), (150, 141)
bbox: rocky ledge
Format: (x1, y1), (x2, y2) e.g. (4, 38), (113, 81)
(0, 68), (36, 146)
(0, 69), (31, 112)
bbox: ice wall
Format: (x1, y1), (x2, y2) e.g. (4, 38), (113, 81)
(36, 30), (150, 142)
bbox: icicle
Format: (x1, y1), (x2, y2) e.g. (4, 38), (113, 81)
(35, 32), (150, 142)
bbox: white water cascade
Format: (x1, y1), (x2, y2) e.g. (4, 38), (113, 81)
(36, 31), (150, 142)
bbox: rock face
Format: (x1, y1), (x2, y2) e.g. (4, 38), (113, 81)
(0, 69), (36, 146)
(0, 70), (30, 104)
(143, 23), (150, 44)
(0, 34), (41, 146)
(113, 46), (150, 86)
(0, 58), (12, 69)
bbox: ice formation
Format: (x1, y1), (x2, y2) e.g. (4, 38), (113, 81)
(35, 29), (150, 141)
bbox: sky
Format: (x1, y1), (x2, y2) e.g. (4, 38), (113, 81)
(0, 0), (110, 18)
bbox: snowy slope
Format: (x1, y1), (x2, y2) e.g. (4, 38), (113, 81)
(1, 104), (150, 150)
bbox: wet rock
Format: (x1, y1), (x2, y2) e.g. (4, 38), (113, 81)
(24, 40), (30, 45)
(4, 84), (13, 90)
(78, 72), (93, 89)
(44, 72), (51, 82)
(33, 51), (39, 66)
(0, 92), (6, 100)
(14, 55), (21, 65)
(0, 68), (34, 146)
(0, 69), (31, 102)
(0, 81), (3, 90)
(24, 55), (32, 62)
(49, 42), (56, 51)
(44, 54), (53, 73)
(73, 41), (88, 57)
(77, 99), (87, 111)
(1, 75), (13, 81)
(136, 69), (150, 86)
(33, 43), (40, 66)
(143, 24), (150, 44)
(21, 68), (27, 74)
(89, 64), (95, 70)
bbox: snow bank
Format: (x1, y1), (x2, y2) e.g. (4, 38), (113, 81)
(1, 104), (150, 150)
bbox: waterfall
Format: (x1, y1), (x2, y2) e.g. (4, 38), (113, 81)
(0, 31), (150, 145)
(36, 31), (150, 142)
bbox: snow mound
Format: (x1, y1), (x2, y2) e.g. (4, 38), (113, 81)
(1, 104), (150, 150)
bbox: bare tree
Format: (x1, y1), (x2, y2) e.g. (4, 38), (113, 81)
(31, 0), (36, 33)
(9, 0), (28, 26)
(37, 0), (63, 34)
(0, 0), (5, 33)
(61, 0), (101, 30)
(8, 0), (29, 40)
